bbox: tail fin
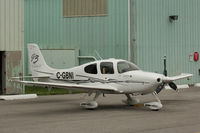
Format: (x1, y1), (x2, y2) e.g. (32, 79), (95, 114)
(27, 43), (54, 76)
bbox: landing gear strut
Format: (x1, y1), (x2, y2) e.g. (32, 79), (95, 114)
(122, 94), (140, 106)
(80, 91), (101, 109)
(144, 92), (163, 111)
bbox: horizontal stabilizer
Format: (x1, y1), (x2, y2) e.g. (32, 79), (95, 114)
(0, 94), (37, 100)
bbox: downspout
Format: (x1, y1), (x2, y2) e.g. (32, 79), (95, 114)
(128, 0), (131, 61)
(133, 0), (137, 63)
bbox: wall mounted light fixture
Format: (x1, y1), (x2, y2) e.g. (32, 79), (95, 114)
(169, 15), (178, 22)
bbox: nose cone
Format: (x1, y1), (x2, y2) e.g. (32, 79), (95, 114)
(154, 75), (164, 84)
(157, 78), (161, 83)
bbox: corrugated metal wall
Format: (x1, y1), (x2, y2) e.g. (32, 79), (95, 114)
(24, 0), (128, 75)
(0, 0), (24, 94)
(134, 0), (200, 84)
(0, 0), (24, 51)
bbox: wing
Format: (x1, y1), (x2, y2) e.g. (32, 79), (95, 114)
(163, 73), (193, 83)
(12, 80), (120, 93)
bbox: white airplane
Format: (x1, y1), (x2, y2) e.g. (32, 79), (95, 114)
(11, 43), (193, 111)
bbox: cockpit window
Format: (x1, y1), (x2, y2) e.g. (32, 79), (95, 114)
(117, 61), (139, 73)
(84, 63), (97, 74)
(100, 62), (114, 74)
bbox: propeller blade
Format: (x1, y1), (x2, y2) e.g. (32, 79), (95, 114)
(155, 83), (165, 94)
(168, 82), (178, 91)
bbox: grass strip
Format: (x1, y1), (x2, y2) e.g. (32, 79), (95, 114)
(25, 86), (84, 95)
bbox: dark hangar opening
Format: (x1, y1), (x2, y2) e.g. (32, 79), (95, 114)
(0, 51), (5, 95)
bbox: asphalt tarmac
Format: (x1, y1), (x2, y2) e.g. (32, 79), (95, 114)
(0, 87), (200, 133)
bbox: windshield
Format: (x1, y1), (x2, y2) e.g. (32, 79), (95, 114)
(117, 61), (140, 73)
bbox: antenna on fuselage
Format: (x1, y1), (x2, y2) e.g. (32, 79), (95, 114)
(94, 50), (103, 60)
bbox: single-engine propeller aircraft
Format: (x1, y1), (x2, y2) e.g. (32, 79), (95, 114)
(11, 44), (193, 110)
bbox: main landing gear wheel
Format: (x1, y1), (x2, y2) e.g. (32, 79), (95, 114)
(80, 91), (101, 109)
(122, 94), (140, 106)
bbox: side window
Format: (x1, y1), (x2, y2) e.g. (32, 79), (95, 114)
(84, 63), (97, 74)
(100, 62), (114, 74)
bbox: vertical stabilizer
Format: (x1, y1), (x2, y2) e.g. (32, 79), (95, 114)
(27, 43), (54, 76)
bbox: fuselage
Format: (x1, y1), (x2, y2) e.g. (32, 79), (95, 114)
(45, 59), (164, 95)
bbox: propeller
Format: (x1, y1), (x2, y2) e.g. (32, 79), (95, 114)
(168, 82), (178, 91)
(155, 81), (178, 94)
(155, 56), (178, 94)
(155, 83), (165, 94)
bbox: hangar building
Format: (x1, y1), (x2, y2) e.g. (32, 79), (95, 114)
(24, 0), (200, 84)
(1, 0), (200, 94)
(0, 0), (24, 94)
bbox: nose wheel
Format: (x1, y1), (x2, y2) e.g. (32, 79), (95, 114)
(80, 101), (98, 109)
(144, 92), (163, 111)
